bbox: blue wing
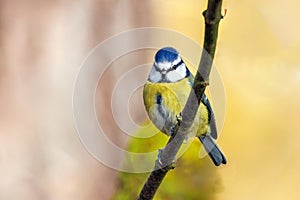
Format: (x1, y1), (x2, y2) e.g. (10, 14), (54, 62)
(187, 74), (218, 139)
(201, 94), (218, 139)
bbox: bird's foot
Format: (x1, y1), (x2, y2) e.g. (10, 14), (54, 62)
(170, 112), (183, 137)
(176, 112), (183, 124)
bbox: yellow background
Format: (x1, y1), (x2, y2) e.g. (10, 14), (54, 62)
(152, 0), (300, 199)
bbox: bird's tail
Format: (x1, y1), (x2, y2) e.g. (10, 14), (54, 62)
(198, 135), (227, 166)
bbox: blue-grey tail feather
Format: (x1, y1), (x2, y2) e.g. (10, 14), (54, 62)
(198, 135), (227, 166)
(201, 94), (218, 139)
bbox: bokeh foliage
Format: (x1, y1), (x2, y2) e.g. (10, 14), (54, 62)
(112, 124), (223, 200)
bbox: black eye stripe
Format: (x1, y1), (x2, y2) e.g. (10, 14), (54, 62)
(171, 60), (184, 70)
(153, 59), (184, 73)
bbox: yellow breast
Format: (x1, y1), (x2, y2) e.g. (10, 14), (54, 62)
(143, 78), (209, 137)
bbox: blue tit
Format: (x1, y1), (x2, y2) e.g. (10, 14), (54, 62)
(143, 47), (226, 166)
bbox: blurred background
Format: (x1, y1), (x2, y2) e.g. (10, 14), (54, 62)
(1, 0), (300, 199)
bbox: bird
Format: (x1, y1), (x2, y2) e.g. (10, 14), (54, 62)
(143, 47), (226, 166)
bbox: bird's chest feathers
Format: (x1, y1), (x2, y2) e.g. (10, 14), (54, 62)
(144, 79), (191, 110)
(143, 79), (192, 133)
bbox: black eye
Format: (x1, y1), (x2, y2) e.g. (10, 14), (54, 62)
(172, 65), (177, 70)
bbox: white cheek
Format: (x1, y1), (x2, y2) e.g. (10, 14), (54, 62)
(167, 65), (186, 82)
(148, 68), (161, 82)
(167, 70), (183, 82)
(177, 64), (187, 75)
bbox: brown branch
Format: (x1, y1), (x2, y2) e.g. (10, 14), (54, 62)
(138, 0), (224, 199)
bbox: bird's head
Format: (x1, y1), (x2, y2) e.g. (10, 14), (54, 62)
(148, 47), (190, 83)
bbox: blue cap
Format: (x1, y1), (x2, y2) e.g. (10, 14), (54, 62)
(155, 47), (179, 63)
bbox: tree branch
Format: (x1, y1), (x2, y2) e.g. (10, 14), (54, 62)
(138, 1), (224, 199)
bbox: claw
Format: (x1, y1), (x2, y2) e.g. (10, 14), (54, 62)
(169, 156), (177, 169)
(176, 112), (183, 123)
(170, 112), (182, 137)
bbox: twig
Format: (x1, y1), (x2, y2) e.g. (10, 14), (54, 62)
(138, 1), (224, 199)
